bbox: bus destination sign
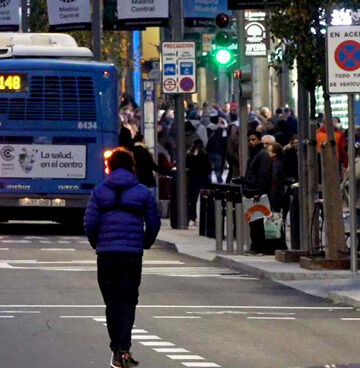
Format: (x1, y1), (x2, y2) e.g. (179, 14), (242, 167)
(0, 74), (28, 92)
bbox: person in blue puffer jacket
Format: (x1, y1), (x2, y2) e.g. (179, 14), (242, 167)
(84, 147), (161, 368)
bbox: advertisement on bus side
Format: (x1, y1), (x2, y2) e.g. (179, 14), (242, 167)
(0, 144), (86, 179)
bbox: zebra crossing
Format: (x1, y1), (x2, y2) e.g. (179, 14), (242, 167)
(86, 316), (221, 367)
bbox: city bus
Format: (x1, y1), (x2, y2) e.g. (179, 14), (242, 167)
(0, 33), (118, 224)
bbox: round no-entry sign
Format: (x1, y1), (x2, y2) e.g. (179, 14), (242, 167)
(163, 78), (177, 92)
(179, 77), (194, 92)
(335, 40), (360, 71)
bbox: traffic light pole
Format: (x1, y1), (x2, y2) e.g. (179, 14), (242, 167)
(92, 0), (102, 61)
(170, 0), (187, 229)
(235, 9), (250, 253)
(236, 10), (248, 176)
(21, 0), (30, 33)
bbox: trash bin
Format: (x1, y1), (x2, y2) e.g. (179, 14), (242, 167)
(290, 183), (300, 249)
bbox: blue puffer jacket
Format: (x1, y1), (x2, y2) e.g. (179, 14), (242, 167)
(84, 168), (161, 255)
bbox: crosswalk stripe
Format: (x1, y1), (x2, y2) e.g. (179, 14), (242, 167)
(140, 342), (175, 346)
(167, 355), (204, 360)
(154, 348), (190, 353)
(182, 363), (221, 367)
(132, 329), (148, 333)
(131, 335), (161, 340)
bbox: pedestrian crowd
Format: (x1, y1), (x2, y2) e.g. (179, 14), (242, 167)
(115, 96), (355, 256)
(83, 93), (357, 368)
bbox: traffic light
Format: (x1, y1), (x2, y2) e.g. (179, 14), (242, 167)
(213, 13), (235, 67)
(233, 65), (252, 99)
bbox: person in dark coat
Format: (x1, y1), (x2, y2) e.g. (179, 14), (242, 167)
(267, 142), (288, 254)
(131, 134), (159, 189)
(84, 147), (161, 368)
(283, 135), (299, 220)
(186, 139), (212, 225)
(243, 130), (273, 254)
(268, 143), (286, 213)
(274, 119), (292, 147)
(206, 116), (228, 183)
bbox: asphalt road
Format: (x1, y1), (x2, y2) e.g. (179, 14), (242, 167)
(0, 221), (360, 368)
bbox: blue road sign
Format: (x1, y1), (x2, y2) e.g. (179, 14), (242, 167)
(164, 63), (176, 76)
(335, 40), (360, 72)
(180, 62), (193, 75)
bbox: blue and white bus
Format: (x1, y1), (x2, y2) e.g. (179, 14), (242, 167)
(0, 33), (118, 224)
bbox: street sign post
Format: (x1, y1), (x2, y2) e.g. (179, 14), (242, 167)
(244, 10), (268, 57)
(161, 42), (197, 94)
(327, 25), (360, 94)
(141, 79), (157, 155)
(327, 25), (359, 273)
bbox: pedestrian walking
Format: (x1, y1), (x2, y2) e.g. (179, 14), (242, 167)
(84, 147), (161, 368)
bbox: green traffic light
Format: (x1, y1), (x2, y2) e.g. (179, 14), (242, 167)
(215, 49), (232, 65)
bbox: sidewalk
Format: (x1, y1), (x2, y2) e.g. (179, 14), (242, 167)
(156, 219), (360, 308)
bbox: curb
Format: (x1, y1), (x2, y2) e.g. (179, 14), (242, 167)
(214, 256), (355, 281)
(328, 292), (360, 308)
(154, 239), (178, 252)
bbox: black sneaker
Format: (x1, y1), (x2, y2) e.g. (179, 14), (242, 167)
(111, 351), (139, 368)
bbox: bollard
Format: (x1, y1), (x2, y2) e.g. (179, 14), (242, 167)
(199, 189), (207, 236)
(234, 192), (244, 255)
(226, 191), (234, 254)
(215, 189), (224, 252)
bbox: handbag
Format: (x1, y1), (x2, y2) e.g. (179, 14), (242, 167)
(243, 194), (271, 223)
(264, 212), (283, 239)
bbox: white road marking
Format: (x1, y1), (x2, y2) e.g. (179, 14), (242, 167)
(0, 311), (40, 314)
(0, 315), (14, 318)
(341, 318), (360, 321)
(90, 317), (221, 368)
(131, 335), (161, 340)
(0, 304), (353, 310)
(0, 248), (9, 250)
(39, 241), (51, 244)
(153, 316), (202, 319)
(41, 248), (75, 251)
(58, 237), (82, 240)
(60, 316), (104, 319)
(182, 363), (221, 367)
(187, 311), (249, 315)
(143, 261), (185, 265)
(132, 329), (148, 333)
(1, 240), (31, 243)
(154, 348), (190, 353)
(93, 317), (106, 322)
(57, 241), (71, 244)
(247, 317), (296, 320)
(140, 342), (175, 347)
(167, 355), (204, 360)
(24, 237), (46, 239)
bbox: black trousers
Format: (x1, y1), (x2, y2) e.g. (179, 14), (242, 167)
(249, 218), (266, 253)
(97, 253), (142, 352)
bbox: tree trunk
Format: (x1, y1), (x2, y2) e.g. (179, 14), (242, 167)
(307, 122), (319, 254)
(297, 81), (310, 252)
(309, 88), (316, 120)
(320, 90), (346, 259)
